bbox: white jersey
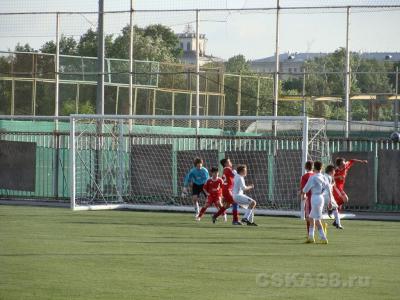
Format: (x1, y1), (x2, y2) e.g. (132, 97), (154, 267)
(324, 173), (338, 209)
(232, 174), (247, 196)
(303, 173), (330, 196)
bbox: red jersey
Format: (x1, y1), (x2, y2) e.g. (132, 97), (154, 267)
(222, 167), (235, 191)
(300, 171), (314, 200)
(203, 177), (223, 200)
(334, 160), (354, 190)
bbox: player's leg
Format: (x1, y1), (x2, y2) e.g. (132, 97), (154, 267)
(219, 200), (228, 222)
(213, 200), (227, 222)
(226, 190), (240, 224)
(306, 218), (316, 243)
(192, 194), (200, 216)
(192, 183), (204, 216)
(197, 201), (212, 220)
(312, 195), (328, 243)
(237, 195), (257, 226)
(231, 203), (241, 225)
(304, 197), (312, 237)
(216, 191), (240, 225)
(332, 187), (346, 229)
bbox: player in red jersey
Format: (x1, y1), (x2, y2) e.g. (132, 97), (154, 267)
(212, 158), (242, 225)
(196, 167), (224, 220)
(300, 161), (314, 235)
(330, 157), (368, 229)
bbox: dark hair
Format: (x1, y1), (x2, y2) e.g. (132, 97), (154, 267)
(305, 160), (313, 171)
(210, 166), (219, 173)
(313, 161), (323, 171)
(236, 164), (247, 174)
(193, 157), (203, 166)
(325, 164), (335, 174)
(335, 157), (345, 167)
(220, 158), (228, 167)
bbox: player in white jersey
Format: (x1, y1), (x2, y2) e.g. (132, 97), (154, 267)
(302, 161), (330, 244)
(232, 165), (257, 226)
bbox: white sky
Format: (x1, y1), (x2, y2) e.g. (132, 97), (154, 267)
(0, 0), (399, 60)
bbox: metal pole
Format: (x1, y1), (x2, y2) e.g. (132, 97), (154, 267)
(273, 0), (280, 136)
(302, 68), (306, 116)
(237, 74), (242, 131)
(395, 66), (399, 131)
(70, 117), (76, 210)
(129, 0), (134, 130)
(55, 12), (60, 130)
(256, 76), (260, 116)
(96, 0), (105, 115)
(195, 9), (200, 135)
(345, 6), (351, 138)
(301, 116), (309, 175)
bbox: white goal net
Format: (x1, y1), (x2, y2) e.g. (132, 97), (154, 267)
(70, 115), (329, 212)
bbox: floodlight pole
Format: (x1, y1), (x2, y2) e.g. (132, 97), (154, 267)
(129, 0), (134, 131)
(273, 0), (280, 137)
(195, 9), (200, 135)
(55, 12), (60, 131)
(344, 6), (351, 138)
(395, 66), (399, 131)
(96, 0), (105, 116)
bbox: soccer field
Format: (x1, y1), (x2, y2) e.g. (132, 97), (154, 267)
(0, 205), (399, 300)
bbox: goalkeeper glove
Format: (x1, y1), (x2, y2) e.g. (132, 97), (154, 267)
(181, 187), (188, 197)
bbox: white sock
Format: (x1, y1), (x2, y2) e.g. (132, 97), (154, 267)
(333, 209), (341, 226)
(248, 210), (254, 223)
(244, 209), (251, 220)
(223, 213), (227, 222)
(308, 226), (315, 239)
(195, 203), (200, 215)
(319, 227), (327, 240)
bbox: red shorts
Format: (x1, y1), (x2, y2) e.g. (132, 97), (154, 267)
(206, 197), (221, 206)
(222, 190), (235, 205)
(333, 186), (348, 206)
(304, 197), (311, 218)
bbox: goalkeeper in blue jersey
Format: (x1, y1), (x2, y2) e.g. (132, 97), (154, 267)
(182, 157), (209, 216)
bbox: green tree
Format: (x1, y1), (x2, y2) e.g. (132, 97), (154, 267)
(77, 29), (113, 57)
(109, 25), (179, 62)
(225, 54), (251, 74)
(14, 43), (34, 52)
(40, 35), (78, 55)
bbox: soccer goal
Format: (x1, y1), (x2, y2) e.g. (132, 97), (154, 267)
(70, 115), (329, 213)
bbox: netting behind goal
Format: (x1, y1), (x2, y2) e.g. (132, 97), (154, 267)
(70, 115), (329, 211)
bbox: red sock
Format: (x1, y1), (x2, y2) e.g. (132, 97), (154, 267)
(214, 207), (226, 219)
(198, 207), (207, 218)
(306, 220), (310, 234)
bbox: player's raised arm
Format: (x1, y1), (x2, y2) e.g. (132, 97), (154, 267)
(350, 159), (368, 164)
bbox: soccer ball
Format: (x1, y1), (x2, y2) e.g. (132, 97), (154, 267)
(390, 132), (400, 142)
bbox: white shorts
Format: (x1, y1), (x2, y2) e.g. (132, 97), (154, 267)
(309, 194), (324, 220)
(233, 194), (254, 209)
(324, 192), (338, 210)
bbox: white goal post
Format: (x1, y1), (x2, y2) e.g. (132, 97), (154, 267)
(69, 115), (329, 213)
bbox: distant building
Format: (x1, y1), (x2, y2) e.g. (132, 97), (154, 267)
(176, 25), (223, 66)
(250, 52), (327, 76)
(250, 51), (400, 78)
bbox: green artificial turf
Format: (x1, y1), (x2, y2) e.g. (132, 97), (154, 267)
(0, 205), (399, 300)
